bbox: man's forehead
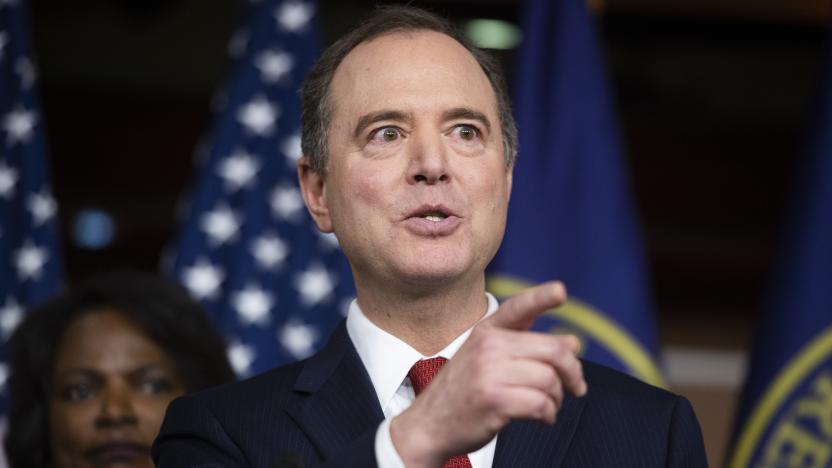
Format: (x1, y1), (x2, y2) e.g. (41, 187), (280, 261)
(329, 29), (498, 117)
(343, 29), (471, 65)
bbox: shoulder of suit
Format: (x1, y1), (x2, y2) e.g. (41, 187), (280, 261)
(580, 358), (683, 407)
(180, 359), (309, 410)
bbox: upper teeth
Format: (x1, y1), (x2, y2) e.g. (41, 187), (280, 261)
(424, 214), (445, 222)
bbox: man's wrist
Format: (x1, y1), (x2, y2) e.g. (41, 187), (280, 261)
(375, 418), (406, 468)
(389, 410), (446, 468)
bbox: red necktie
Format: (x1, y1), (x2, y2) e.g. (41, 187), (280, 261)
(408, 357), (474, 468)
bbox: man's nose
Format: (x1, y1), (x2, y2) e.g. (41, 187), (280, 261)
(407, 130), (450, 185)
(95, 382), (138, 428)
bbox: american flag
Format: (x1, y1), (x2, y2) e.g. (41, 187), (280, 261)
(0, 0), (63, 407)
(169, 0), (354, 378)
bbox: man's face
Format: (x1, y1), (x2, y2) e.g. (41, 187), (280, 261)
(301, 31), (511, 290)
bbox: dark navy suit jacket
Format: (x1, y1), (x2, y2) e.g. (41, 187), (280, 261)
(152, 322), (708, 467)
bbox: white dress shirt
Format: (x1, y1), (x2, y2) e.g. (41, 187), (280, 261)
(345, 294), (500, 468)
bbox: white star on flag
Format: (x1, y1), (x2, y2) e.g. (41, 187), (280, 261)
(318, 231), (340, 250)
(339, 297), (353, 317)
(0, 363), (7, 392)
(217, 149), (260, 191)
(227, 341), (257, 376)
(14, 240), (48, 281)
(0, 296), (22, 338)
(275, 1), (314, 33)
(270, 185), (304, 222)
(0, 161), (18, 199)
(294, 263), (335, 307)
(251, 233), (288, 270)
(182, 259), (224, 301)
(280, 132), (302, 167)
(27, 190), (57, 225)
(232, 284), (274, 327)
(279, 320), (319, 359)
(3, 106), (37, 145)
(255, 50), (294, 84)
(237, 96), (279, 136)
(201, 204), (241, 245)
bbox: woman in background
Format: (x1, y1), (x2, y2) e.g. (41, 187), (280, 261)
(4, 271), (235, 468)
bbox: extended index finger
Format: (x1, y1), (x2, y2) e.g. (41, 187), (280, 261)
(484, 281), (566, 331)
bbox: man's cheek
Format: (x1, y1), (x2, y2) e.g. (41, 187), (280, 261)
(351, 167), (393, 206)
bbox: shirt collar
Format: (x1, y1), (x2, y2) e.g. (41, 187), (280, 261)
(346, 293), (500, 414)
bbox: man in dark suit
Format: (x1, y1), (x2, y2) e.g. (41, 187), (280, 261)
(153, 6), (708, 467)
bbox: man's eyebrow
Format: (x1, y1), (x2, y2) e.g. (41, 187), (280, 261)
(353, 110), (412, 139)
(442, 107), (492, 133)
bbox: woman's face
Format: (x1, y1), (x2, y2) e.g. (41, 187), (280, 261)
(49, 309), (185, 468)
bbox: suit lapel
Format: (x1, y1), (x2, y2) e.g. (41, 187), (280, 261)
(493, 393), (586, 467)
(286, 321), (588, 465)
(286, 323), (385, 460)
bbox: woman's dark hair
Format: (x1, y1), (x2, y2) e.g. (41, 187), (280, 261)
(3, 271), (236, 468)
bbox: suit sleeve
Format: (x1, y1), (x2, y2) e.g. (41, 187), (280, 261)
(666, 396), (709, 468)
(152, 395), (249, 468)
(311, 432), (378, 468)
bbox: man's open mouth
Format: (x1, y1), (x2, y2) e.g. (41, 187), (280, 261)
(422, 212), (448, 222)
(402, 205), (461, 234)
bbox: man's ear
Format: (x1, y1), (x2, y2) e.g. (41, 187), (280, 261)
(297, 158), (334, 233)
(506, 167), (513, 204)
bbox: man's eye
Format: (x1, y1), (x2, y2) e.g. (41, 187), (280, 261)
(370, 127), (401, 143)
(453, 125), (479, 141)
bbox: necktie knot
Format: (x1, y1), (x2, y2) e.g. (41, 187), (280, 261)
(408, 356), (448, 396)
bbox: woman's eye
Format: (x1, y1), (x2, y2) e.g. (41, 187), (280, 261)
(137, 378), (173, 396)
(59, 383), (94, 402)
(454, 125), (479, 141)
(370, 127), (401, 143)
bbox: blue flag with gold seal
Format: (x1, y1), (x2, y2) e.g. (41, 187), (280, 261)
(487, 0), (663, 386)
(727, 39), (832, 468)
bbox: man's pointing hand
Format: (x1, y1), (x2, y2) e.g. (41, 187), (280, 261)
(390, 282), (587, 468)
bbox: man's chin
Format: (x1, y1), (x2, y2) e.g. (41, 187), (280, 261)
(349, 248), (487, 293)
(392, 263), (476, 291)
